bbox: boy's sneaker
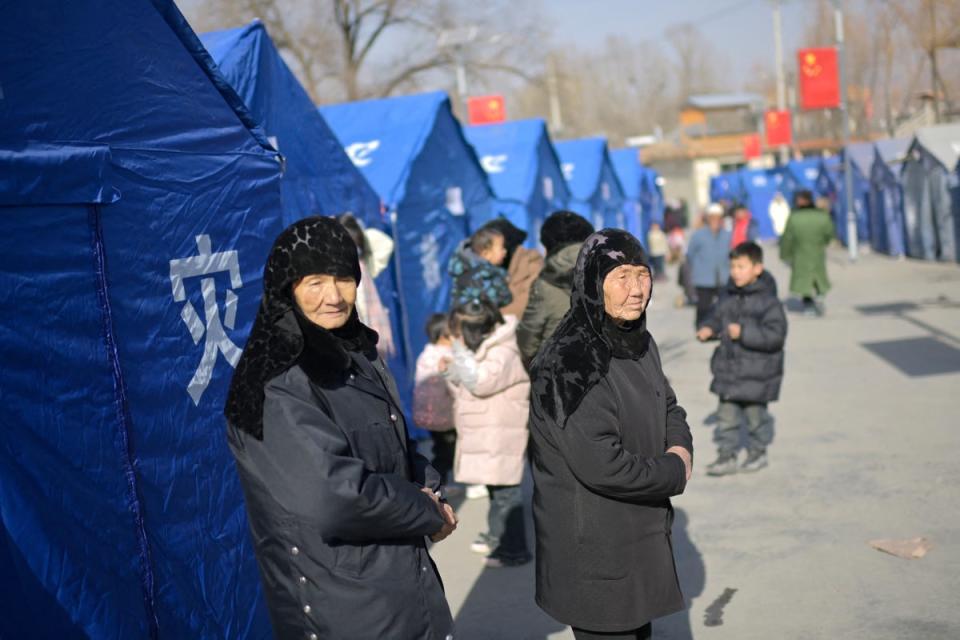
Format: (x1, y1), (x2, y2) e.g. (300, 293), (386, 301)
(706, 454), (738, 477)
(470, 534), (495, 554)
(465, 484), (487, 500)
(740, 451), (768, 473)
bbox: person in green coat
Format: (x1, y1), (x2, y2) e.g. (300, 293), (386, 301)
(779, 190), (834, 316)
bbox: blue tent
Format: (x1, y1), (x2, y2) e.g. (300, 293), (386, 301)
(736, 167), (784, 239)
(781, 158), (821, 204)
(817, 145), (871, 246)
(200, 21), (412, 426)
(555, 137), (626, 230)
(201, 21), (381, 226)
(321, 92), (493, 385)
(868, 138), (910, 256)
(709, 170), (743, 204)
(815, 156), (841, 201)
(640, 167), (665, 226)
(1, 1), (285, 637)
(464, 118), (570, 248)
(901, 123), (960, 262)
(610, 148), (650, 240)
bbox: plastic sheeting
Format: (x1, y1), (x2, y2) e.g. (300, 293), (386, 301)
(199, 20), (414, 428)
(1, 1), (285, 637)
(465, 118), (571, 248)
(554, 138), (626, 231)
(901, 123), (960, 262)
(321, 92), (493, 389)
(869, 138), (910, 256)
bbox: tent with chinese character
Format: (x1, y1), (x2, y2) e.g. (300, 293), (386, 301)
(735, 167), (784, 239)
(321, 92), (493, 386)
(610, 148), (650, 241)
(200, 20), (413, 425)
(464, 118), (571, 248)
(555, 137), (626, 230)
(868, 138), (910, 257)
(901, 123), (960, 262)
(0, 0), (284, 636)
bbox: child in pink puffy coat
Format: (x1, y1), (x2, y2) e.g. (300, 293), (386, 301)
(444, 299), (531, 567)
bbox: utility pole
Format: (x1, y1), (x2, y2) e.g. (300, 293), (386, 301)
(437, 26), (478, 109)
(833, 0), (857, 261)
(546, 54), (564, 134)
(772, 0), (788, 164)
(929, 0), (940, 123)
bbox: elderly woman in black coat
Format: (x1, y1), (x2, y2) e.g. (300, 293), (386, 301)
(529, 229), (694, 640)
(224, 217), (457, 640)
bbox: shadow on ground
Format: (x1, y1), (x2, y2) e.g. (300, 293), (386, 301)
(452, 472), (566, 640)
(655, 509), (707, 639)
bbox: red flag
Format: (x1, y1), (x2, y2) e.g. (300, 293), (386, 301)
(797, 48), (840, 110)
(743, 133), (762, 160)
(764, 110), (792, 146)
(467, 95), (506, 125)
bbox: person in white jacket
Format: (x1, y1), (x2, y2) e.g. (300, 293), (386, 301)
(339, 213), (396, 360)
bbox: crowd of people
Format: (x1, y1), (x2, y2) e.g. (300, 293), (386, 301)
(221, 192), (836, 639)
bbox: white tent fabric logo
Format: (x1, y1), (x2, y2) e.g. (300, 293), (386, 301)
(169, 235), (242, 405)
(481, 154), (508, 174)
(346, 140), (380, 167)
(419, 233), (442, 291)
(562, 163), (575, 181)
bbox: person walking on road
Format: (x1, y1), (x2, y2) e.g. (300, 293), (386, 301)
(529, 229), (694, 640)
(687, 203), (732, 328)
(517, 210), (594, 369)
(779, 190), (834, 316)
(696, 242), (788, 476)
(224, 217), (457, 640)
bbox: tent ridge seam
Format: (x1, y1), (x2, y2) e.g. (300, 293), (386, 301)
(88, 205), (160, 640)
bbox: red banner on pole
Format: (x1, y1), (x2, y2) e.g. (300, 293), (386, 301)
(743, 133), (762, 160)
(797, 47), (840, 110)
(764, 110), (792, 146)
(467, 95), (506, 125)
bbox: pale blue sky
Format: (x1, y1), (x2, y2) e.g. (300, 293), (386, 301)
(544, 0), (815, 87)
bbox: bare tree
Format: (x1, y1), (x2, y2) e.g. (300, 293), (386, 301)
(181, 0), (543, 104)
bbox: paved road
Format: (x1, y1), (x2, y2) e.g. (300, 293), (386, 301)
(428, 245), (960, 639)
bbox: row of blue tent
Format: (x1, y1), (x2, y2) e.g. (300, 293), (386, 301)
(708, 125), (960, 263)
(0, 6), (664, 637)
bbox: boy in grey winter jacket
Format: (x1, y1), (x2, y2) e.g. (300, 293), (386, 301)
(696, 242), (787, 475)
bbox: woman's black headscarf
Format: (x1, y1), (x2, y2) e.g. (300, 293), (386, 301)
(530, 229), (652, 428)
(224, 216), (377, 439)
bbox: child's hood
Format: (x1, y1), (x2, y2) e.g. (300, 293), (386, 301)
(474, 315), (519, 360)
(727, 269), (778, 298)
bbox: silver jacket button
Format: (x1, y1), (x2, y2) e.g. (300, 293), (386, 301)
(309, 635), (318, 640)
(390, 413), (398, 421)
(303, 604), (311, 614)
(298, 576), (307, 585)
(290, 546), (299, 556)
